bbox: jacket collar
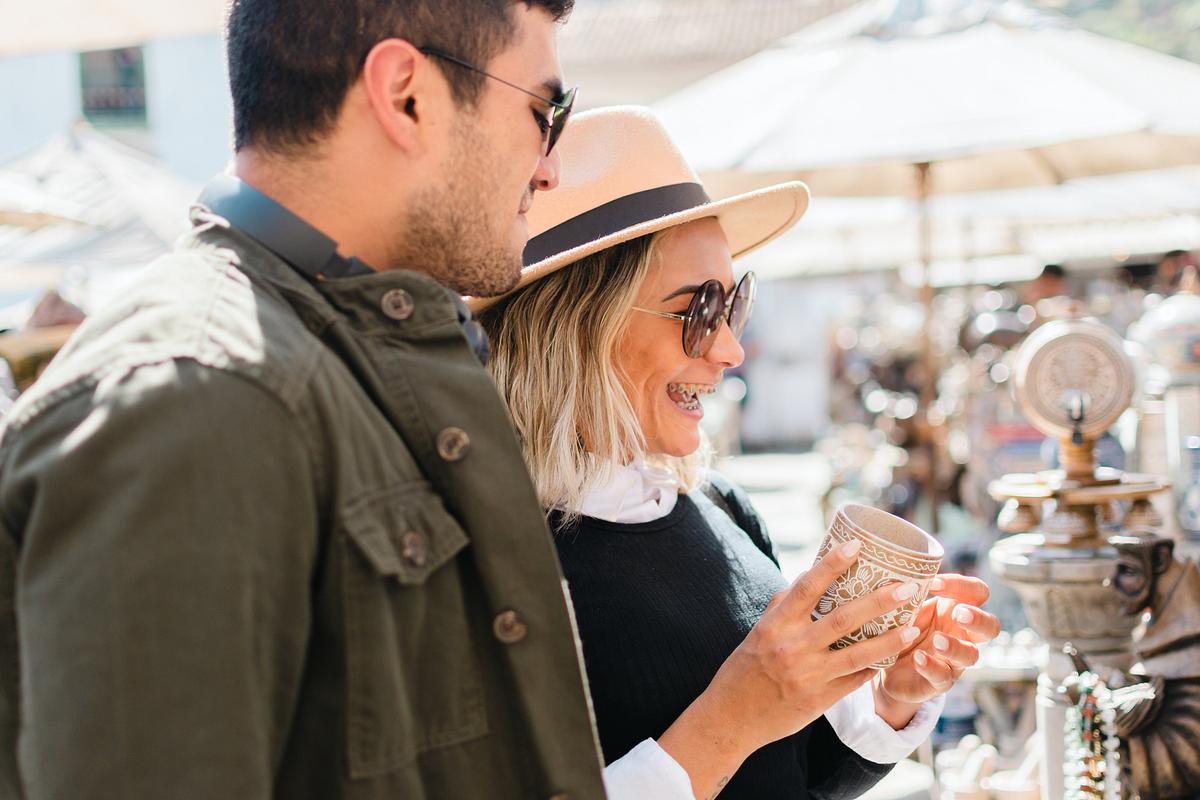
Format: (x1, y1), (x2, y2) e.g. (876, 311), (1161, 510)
(187, 190), (464, 339)
(197, 175), (374, 281)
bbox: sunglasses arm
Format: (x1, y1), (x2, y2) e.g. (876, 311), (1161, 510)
(632, 307), (688, 322)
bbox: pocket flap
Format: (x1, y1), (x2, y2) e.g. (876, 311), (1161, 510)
(341, 482), (469, 585)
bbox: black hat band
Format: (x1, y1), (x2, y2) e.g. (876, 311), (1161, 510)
(523, 182), (711, 266)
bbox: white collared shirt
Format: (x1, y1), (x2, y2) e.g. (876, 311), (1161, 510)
(573, 460), (944, 798)
(574, 458), (679, 523)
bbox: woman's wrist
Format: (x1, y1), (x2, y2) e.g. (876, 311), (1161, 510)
(871, 673), (922, 730)
(657, 689), (753, 800)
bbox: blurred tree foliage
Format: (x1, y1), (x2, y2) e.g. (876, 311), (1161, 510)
(1036, 0), (1200, 63)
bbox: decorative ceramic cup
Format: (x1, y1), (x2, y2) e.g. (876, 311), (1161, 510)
(810, 503), (944, 668)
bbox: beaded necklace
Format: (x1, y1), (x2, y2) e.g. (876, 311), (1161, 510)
(1063, 671), (1121, 800)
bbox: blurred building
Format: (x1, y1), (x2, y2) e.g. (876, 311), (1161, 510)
(0, 36), (231, 182)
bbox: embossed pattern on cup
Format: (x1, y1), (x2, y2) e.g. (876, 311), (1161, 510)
(811, 504), (944, 668)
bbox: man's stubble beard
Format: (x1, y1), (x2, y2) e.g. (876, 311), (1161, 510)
(395, 119), (525, 296)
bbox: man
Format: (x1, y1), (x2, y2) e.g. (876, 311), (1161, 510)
(1156, 249), (1198, 293)
(0, 2), (604, 798)
(1019, 263), (1069, 307)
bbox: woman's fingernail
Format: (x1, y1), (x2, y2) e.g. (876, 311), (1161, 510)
(893, 582), (919, 601)
(901, 626), (921, 644)
(840, 540), (862, 557)
(953, 606), (975, 624)
(914, 650), (928, 666)
(933, 633), (949, 652)
(929, 577), (945, 591)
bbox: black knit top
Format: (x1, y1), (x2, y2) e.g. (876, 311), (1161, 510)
(550, 473), (893, 800)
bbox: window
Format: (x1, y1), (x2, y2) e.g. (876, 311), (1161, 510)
(80, 47), (147, 126)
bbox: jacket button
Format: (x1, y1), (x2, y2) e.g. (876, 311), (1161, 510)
(436, 427), (471, 461)
(493, 610), (527, 644)
(399, 531), (427, 568)
(381, 289), (414, 320)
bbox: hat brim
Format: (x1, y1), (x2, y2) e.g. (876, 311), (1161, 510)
(466, 180), (810, 313)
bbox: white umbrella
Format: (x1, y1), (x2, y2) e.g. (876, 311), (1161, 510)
(745, 167), (1200, 279)
(0, 0), (227, 58)
(656, 0), (1200, 198)
(0, 173), (90, 230)
(0, 124), (198, 315)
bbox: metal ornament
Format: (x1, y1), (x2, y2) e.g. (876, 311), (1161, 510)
(1014, 320), (1135, 444)
(987, 316), (1170, 799)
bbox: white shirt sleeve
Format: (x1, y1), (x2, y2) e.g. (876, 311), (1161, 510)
(599, 685), (943, 799)
(602, 738), (695, 800)
(823, 681), (944, 764)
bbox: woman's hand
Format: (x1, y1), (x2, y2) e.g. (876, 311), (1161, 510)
(658, 540), (922, 799)
(873, 574), (1001, 729)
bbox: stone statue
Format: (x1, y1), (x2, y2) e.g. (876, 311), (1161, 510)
(1107, 534), (1200, 799)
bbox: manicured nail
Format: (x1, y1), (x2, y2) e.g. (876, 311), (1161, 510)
(839, 540), (862, 557)
(953, 606), (975, 624)
(893, 582), (919, 601)
(929, 577), (945, 591)
(933, 633), (949, 652)
(901, 626), (921, 644)
(914, 650), (928, 666)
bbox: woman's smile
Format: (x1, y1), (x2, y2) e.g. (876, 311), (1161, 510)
(666, 382), (716, 415)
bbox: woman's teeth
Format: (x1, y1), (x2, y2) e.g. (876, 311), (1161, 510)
(667, 382), (715, 411)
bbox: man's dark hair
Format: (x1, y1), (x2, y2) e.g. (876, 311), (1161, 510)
(227, 0), (573, 154)
(1164, 249), (1189, 261)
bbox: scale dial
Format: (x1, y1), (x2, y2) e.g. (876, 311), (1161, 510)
(1013, 319), (1134, 441)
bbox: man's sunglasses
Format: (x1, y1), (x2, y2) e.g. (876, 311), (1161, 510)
(418, 48), (576, 155)
(634, 272), (757, 359)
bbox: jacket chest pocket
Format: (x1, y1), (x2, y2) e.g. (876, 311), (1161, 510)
(339, 481), (487, 778)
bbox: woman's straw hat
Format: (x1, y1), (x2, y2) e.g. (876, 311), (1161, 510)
(466, 105), (809, 312)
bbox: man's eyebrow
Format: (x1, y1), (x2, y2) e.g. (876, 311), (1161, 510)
(539, 78), (566, 103)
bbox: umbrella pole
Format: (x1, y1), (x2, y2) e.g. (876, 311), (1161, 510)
(916, 162), (939, 534)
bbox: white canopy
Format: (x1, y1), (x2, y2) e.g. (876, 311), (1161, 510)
(0, 125), (197, 322)
(0, 0), (227, 57)
(742, 167), (1200, 280)
(656, 0), (1200, 197)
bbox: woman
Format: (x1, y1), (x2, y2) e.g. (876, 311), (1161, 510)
(472, 107), (998, 799)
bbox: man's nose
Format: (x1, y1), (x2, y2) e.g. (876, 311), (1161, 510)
(531, 147), (561, 192)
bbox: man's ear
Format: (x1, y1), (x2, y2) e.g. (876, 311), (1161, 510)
(361, 38), (425, 152)
(1153, 539), (1175, 577)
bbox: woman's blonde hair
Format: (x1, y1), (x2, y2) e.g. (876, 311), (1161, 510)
(479, 231), (709, 522)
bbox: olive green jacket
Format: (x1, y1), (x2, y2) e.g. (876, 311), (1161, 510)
(0, 211), (607, 799)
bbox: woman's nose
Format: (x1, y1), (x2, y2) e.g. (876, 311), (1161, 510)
(705, 318), (745, 369)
